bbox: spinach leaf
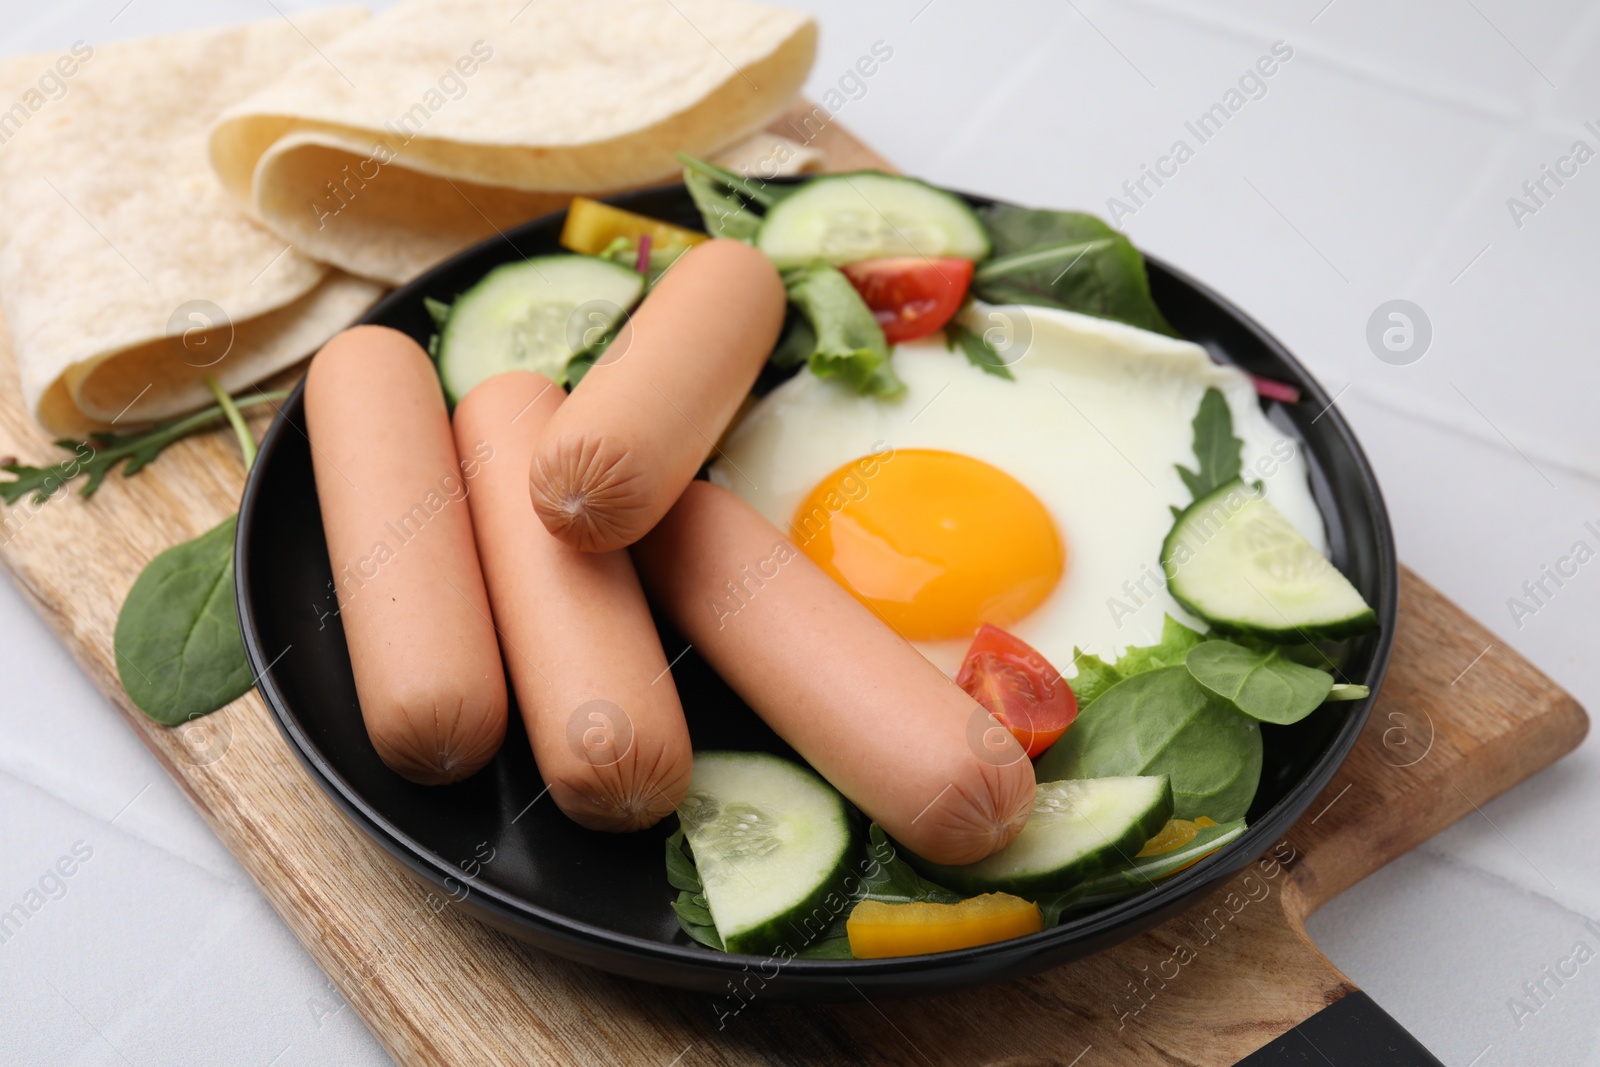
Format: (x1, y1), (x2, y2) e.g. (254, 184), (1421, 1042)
(943, 319), (1014, 380)
(1113, 615), (1206, 677)
(1, 390), (288, 505)
(1326, 683), (1370, 701)
(1226, 630), (1349, 671)
(112, 379), (267, 726)
(1036, 667), (1262, 823)
(982, 204), (1118, 258)
(565, 311), (642, 388)
(861, 824), (962, 905)
(793, 927), (854, 959)
(973, 204), (1174, 336)
(114, 514), (253, 726)
(1175, 387), (1243, 503)
(1185, 640), (1333, 725)
(784, 265), (904, 396)
(665, 828), (725, 950)
(664, 825), (702, 892)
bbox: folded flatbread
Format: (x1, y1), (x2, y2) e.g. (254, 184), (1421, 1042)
(210, 0), (817, 285)
(0, 9), (384, 436)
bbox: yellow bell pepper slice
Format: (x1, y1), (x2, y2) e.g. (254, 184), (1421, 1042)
(1137, 816), (1220, 877)
(846, 893), (1042, 959)
(560, 196), (708, 257)
(1137, 815), (1215, 858)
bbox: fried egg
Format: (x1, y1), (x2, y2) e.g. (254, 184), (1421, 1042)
(710, 305), (1327, 676)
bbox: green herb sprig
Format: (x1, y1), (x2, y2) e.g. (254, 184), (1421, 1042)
(1, 389), (288, 506)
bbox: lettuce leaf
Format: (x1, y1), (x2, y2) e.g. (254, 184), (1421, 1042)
(784, 265), (904, 397)
(1114, 615), (1207, 677)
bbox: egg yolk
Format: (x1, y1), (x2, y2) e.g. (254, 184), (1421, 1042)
(791, 449), (1066, 642)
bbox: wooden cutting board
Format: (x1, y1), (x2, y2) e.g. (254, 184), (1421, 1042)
(0, 104), (1587, 1066)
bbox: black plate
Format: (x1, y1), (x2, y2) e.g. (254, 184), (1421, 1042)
(236, 183), (1397, 1000)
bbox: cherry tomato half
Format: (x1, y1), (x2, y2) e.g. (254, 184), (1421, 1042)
(955, 624), (1078, 759)
(839, 257), (974, 344)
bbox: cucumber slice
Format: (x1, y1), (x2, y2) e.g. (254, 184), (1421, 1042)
(1040, 817), (1249, 922)
(755, 173), (991, 269)
(1163, 480), (1377, 641)
(678, 752), (853, 955)
(908, 776), (1173, 896)
(436, 255), (644, 401)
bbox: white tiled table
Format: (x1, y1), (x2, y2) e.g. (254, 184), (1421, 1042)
(4, 2), (1598, 1064)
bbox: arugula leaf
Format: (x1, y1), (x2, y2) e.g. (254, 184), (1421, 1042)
(1037, 667), (1262, 823)
(114, 514), (253, 725)
(1185, 640), (1333, 725)
(679, 153), (785, 241)
(423, 296), (453, 328)
(683, 168), (761, 241)
(784, 265), (904, 397)
(1113, 615), (1207, 677)
(678, 153), (782, 209)
(973, 204), (1174, 336)
(1175, 387), (1243, 502)
(1, 390), (289, 506)
(943, 319), (1014, 380)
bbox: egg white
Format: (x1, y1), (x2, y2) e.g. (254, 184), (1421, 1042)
(710, 305), (1328, 677)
